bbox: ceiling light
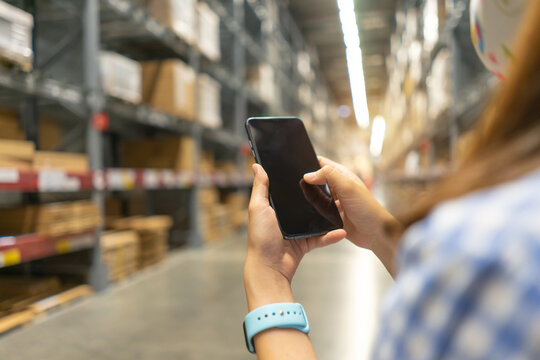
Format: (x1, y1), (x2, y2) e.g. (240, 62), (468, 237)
(370, 115), (386, 157)
(337, 0), (370, 128)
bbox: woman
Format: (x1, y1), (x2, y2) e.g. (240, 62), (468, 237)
(244, 0), (540, 358)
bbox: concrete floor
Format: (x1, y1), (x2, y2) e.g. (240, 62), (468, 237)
(0, 234), (393, 360)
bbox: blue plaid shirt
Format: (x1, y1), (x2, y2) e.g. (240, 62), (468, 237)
(373, 169), (540, 359)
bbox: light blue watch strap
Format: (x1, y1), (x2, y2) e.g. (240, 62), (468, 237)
(243, 303), (310, 353)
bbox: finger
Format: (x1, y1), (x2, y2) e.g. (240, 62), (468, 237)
(319, 156), (364, 188)
(335, 199), (343, 213)
(303, 165), (341, 187)
(318, 156), (346, 171)
(249, 164), (270, 210)
(299, 179), (342, 226)
(308, 229), (347, 251)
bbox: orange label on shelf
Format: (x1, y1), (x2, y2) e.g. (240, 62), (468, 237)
(1, 249), (21, 267)
(56, 239), (71, 254)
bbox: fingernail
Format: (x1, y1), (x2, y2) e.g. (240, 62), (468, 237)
(252, 164), (258, 175)
(304, 172), (316, 180)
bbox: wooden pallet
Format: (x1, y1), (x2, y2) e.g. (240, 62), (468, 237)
(29, 285), (92, 316)
(0, 310), (34, 335)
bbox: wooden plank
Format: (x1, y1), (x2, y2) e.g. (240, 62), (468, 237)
(0, 139), (35, 161)
(0, 310), (33, 334)
(33, 151), (89, 173)
(29, 285), (92, 315)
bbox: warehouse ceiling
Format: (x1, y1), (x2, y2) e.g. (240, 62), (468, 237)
(289, 0), (396, 121)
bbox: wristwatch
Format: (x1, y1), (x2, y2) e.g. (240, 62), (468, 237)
(243, 302), (310, 353)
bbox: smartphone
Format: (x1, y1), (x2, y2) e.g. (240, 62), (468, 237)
(246, 117), (343, 239)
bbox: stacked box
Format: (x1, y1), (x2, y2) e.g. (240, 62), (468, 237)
(198, 3), (220, 62)
(0, 111), (24, 140)
(197, 74), (222, 128)
(100, 51), (142, 104)
(121, 136), (195, 171)
(0, 1), (33, 71)
(198, 188), (233, 243)
(426, 49), (451, 121)
(39, 118), (64, 151)
(141, 0), (196, 44)
(225, 192), (249, 229)
(111, 216), (173, 269)
(297, 51), (314, 82)
(0, 277), (61, 317)
(215, 161), (236, 177)
(200, 151), (215, 174)
(298, 84), (312, 106)
(0, 138), (34, 170)
(142, 59), (197, 120)
(247, 64), (275, 103)
(0, 200), (102, 237)
(33, 151), (89, 173)
(101, 231), (140, 281)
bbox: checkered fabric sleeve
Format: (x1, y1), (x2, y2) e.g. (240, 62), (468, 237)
(372, 169), (540, 360)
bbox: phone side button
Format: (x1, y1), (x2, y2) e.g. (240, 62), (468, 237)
(251, 149), (256, 159)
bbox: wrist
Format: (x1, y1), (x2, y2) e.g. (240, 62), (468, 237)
(371, 210), (402, 276)
(244, 259), (294, 311)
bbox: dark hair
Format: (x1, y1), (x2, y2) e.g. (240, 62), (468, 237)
(403, 0), (540, 227)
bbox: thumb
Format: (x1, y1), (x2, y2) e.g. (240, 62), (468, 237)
(250, 164), (270, 209)
(303, 165), (344, 188)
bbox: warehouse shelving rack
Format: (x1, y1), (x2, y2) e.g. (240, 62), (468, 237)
(378, 0), (497, 182)
(0, 0), (337, 291)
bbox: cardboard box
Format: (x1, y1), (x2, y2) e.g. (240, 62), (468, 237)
(297, 51), (313, 81)
(35, 201), (102, 237)
(0, 201), (101, 237)
(142, 59), (197, 120)
(199, 204), (233, 243)
(427, 49), (451, 120)
(226, 192), (249, 229)
(100, 51), (142, 104)
(110, 216), (172, 269)
(101, 230), (140, 281)
(121, 136), (195, 171)
(0, 1), (33, 71)
(199, 188), (219, 207)
(200, 151), (214, 174)
(33, 151), (89, 173)
(247, 64), (275, 103)
(0, 111), (24, 140)
(197, 74), (221, 128)
(0, 206), (38, 235)
(111, 216), (173, 232)
(141, 0), (196, 45)
(198, 3), (220, 62)
(39, 118), (63, 151)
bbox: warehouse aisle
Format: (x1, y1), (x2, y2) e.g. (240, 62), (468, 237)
(0, 234), (393, 360)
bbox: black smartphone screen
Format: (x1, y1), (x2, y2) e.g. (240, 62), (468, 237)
(246, 117), (343, 239)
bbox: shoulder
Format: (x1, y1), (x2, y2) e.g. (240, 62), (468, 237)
(373, 170), (540, 359)
(398, 168), (540, 274)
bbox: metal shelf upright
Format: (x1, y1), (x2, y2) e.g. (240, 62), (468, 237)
(0, 0), (340, 291)
(83, 0), (109, 291)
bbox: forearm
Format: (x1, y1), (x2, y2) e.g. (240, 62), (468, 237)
(244, 259), (317, 360)
(370, 209), (403, 277)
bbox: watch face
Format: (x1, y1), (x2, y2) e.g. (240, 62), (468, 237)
(243, 321), (254, 353)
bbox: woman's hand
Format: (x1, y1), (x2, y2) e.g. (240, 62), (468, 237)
(245, 164), (347, 310)
(303, 157), (402, 276)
